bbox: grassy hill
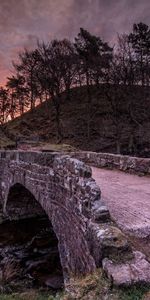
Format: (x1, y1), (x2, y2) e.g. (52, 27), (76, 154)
(0, 127), (15, 149)
(1, 85), (150, 157)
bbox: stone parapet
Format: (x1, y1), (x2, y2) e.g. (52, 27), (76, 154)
(69, 151), (150, 175)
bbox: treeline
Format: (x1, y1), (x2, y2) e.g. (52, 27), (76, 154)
(1, 23), (150, 152)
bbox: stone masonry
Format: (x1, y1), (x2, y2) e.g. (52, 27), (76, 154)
(0, 151), (104, 283)
(69, 151), (150, 175)
(0, 150), (150, 287)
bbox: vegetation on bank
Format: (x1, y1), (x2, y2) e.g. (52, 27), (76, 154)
(0, 269), (149, 300)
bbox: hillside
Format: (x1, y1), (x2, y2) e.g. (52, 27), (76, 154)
(0, 127), (15, 149)
(2, 85), (150, 157)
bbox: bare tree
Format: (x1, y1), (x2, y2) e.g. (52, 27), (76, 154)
(36, 39), (77, 141)
(7, 75), (29, 116)
(13, 49), (40, 110)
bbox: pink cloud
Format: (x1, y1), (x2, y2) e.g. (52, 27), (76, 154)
(0, 0), (150, 85)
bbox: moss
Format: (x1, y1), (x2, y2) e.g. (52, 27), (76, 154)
(64, 270), (118, 299)
(107, 249), (134, 264)
(119, 285), (150, 300)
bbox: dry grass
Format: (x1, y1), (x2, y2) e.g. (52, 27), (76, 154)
(18, 142), (77, 152)
(1, 259), (21, 284)
(64, 269), (119, 300)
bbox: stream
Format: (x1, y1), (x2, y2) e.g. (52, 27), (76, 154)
(0, 215), (64, 293)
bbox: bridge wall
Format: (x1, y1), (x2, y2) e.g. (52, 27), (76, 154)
(0, 151), (104, 281)
(69, 152), (150, 176)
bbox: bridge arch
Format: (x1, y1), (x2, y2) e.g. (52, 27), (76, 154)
(6, 182), (46, 219)
(0, 151), (100, 282)
(6, 182), (64, 286)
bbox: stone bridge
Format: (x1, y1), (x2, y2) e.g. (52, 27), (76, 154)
(1, 150), (150, 287)
(0, 151), (107, 283)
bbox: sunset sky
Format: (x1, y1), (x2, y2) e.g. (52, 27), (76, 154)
(0, 0), (150, 85)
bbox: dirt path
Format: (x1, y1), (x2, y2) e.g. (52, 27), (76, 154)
(92, 167), (150, 238)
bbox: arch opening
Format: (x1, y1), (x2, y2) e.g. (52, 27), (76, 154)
(6, 183), (45, 219)
(0, 183), (64, 292)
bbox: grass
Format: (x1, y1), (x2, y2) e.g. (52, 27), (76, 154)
(119, 285), (150, 300)
(25, 142), (77, 152)
(63, 270), (150, 300)
(0, 291), (64, 300)
(0, 274), (149, 300)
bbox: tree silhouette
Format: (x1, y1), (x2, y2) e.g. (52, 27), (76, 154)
(129, 22), (150, 86)
(74, 28), (113, 140)
(0, 87), (9, 124)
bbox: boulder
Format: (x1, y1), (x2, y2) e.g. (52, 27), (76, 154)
(92, 200), (110, 223)
(45, 275), (64, 289)
(98, 225), (130, 258)
(103, 251), (150, 286)
(87, 223), (130, 267)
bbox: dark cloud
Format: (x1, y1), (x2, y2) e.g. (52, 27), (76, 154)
(0, 0), (150, 84)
